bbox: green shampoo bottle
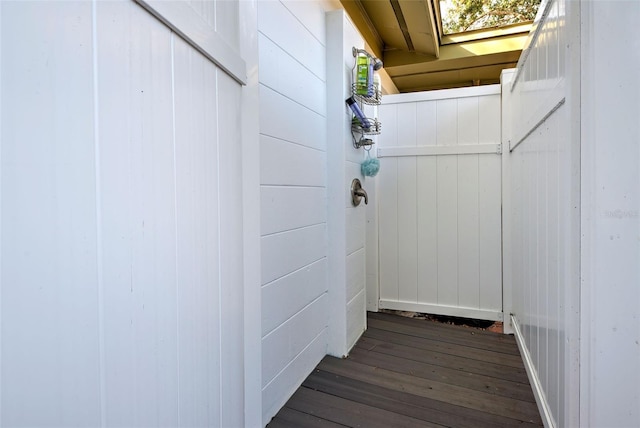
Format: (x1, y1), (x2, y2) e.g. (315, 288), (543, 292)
(356, 54), (369, 95)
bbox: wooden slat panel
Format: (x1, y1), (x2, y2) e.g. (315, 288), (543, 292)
(268, 313), (542, 427)
(286, 386), (443, 428)
(318, 357), (540, 422)
(367, 317), (520, 356)
(360, 332), (528, 382)
(368, 312), (516, 345)
(304, 369), (542, 428)
(269, 407), (345, 428)
(347, 346), (535, 402)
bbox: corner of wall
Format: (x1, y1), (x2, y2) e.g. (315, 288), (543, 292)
(325, 9), (368, 358)
(239, 0), (262, 425)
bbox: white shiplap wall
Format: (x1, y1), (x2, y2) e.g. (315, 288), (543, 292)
(377, 87), (503, 321)
(503, 0), (581, 426)
(0, 0), (252, 426)
(326, 10), (367, 358)
(258, 1), (337, 423)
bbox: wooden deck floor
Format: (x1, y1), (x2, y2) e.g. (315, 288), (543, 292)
(267, 312), (542, 427)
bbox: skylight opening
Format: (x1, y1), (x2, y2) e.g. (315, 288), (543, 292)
(439, 0), (541, 35)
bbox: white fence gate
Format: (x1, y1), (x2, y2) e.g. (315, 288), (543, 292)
(377, 86), (503, 321)
(0, 1), (252, 426)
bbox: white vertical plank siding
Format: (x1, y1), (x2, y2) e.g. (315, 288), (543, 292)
(173, 38), (222, 426)
(504, 0), (582, 426)
(456, 97), (480, 309)
(378, 87), (502, 321)
(98, 4), (181, 424)
(217, 69), (246, 428)
(1, 2), (101, 425)
(0, 0), (250, 426)
(377, 156), (399, 302)
(436, 154), (459, 306)
(396, 103), (418, 303)
(478, 155), (502, 311)
(416, 101), (438, 303)
(457, 156), (480, 309)
(416, 154), (438, 304)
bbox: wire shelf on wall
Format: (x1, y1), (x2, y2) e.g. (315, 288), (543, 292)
(351, 83), (382, 106)
(349, 46), (383, 149)
(351, 118), (381, 135)
(351, 118), (381, 149)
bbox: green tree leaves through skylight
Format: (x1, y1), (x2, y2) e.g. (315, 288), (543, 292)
(440, 0), (541, 34)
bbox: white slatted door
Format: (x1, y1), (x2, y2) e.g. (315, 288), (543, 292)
(377, 89), (503, 321)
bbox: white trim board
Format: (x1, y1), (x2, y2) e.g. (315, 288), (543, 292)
(382, 84), (500, 104)
(379, 300), (503, 322)
(377, 143), (501, 158)
(134, 0), (247, 85)
(511, 315), (556, 428)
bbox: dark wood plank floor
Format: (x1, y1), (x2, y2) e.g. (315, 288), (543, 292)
(267, 312), (542, 428)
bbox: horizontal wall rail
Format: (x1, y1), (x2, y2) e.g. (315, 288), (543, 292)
(377, 143), (501, 158)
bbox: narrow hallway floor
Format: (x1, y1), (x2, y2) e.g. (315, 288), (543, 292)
(267, 311), (542, 427)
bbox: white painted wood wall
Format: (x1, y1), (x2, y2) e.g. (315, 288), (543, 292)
(326, 10), (368, 359)
(502, 2), (581, 426)
(504, 0), (640, 426)
(258, 1), (343, 424)
(580, 2), (640, 425)
(0, 0), (258, 426)
(376, 87), (503, 321)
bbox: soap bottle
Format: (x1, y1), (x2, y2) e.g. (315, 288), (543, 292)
(356, 54), (369, 96)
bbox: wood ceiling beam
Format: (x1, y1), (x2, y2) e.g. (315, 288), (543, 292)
(382, 31), (527, 76)
(339, 0), (384, 60)
(393, 62), (518, 92)
(398, 0), (439, 57)
(385, 50), (522, 77)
